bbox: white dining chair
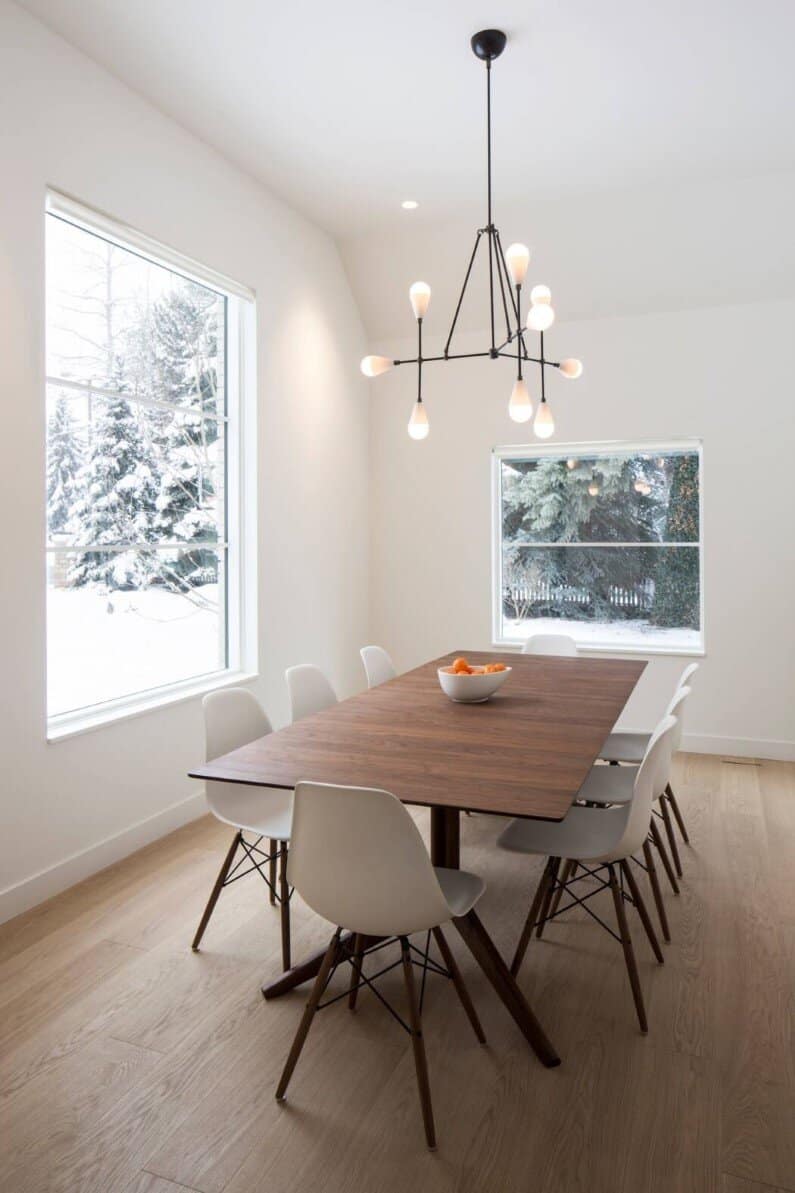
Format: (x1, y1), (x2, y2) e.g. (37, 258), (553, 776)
(522, 633), (578, 656)
(600, 666), (698, 872)
(360, 644), (397, 688)
(192, 688), (293, 970)
(285, 663), (338, 722)
(275, 781), (487, 1149)
(498, 713), (679, 1033)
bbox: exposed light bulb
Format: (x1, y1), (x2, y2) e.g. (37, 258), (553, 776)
(534, 400), (555, 439)
(526, 303), (555, 332)
(409, 281), (431, 320)
(567, 458), (577, 470)
(508, 377), (533, 423)
(559, 358), (583, 379)
(588, 482), (600, 496)
(401, 199), (419, 210)
(530, 284), (551, 305)
(505, 243), (530, 287)
(408, 400), (429, 440)
(360, 355), (393, 378)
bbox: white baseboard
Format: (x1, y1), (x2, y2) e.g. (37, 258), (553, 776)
(0, 789), (208, 926)
(618, 730), (795, 762)
(681, 733), (795, 761)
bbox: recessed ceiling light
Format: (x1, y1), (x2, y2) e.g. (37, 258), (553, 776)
(401, 200), (419, 210)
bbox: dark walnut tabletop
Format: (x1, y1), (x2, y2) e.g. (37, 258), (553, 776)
(191, 651), (646, 822)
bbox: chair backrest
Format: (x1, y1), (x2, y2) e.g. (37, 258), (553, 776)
(522, 633), (578, 657)
(202, 688), (272, 818)
(612, 714), (679, 860)
(676, 662), (699, 691)
(285, 664), (338, 722)
(289, 781), (453, 937)
(665, 684), (691, 754)
(360, 645), (397, 688)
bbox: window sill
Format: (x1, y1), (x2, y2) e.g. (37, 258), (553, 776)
(47, 670), (259, 743)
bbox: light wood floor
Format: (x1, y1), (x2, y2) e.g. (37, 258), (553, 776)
(1, 754), (793, 1193)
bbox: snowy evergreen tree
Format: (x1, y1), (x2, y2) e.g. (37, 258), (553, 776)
(651, 454), (700, 628)
(46, 397), (83, 536)
(69, 359), (160, 589)
(147, 287), (222, 588)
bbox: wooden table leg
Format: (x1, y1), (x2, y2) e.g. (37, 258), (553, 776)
(432, 804), (560, 1068)
(262, 931), (383, 998)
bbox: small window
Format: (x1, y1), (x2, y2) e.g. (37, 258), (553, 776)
(493, 441), (703, 654)
(45, 195), (256, 733)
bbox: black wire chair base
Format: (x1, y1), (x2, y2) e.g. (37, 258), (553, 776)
(316, 932), (453, 1036)
(536, 862), (640, 945)
(223, 833), (292, 906)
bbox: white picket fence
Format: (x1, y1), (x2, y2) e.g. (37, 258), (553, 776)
(504, 578), (654, 613)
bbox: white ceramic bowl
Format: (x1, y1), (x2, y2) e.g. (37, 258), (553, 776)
(437, 666), (512, 703)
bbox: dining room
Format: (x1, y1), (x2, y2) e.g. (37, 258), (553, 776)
(1, 2), (794, 1191)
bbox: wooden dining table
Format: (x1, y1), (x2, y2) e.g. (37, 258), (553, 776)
(190, 649), (646, 1069)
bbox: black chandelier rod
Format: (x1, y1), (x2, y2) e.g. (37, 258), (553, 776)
(394, 349), (563, 369)
(486, 59), (496, 352)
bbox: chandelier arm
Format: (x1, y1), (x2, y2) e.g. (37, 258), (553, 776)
(443, 230), (484, 357)
(493, 229), (514, 345)
(516, 285), (523, 380)
(395, 351), (495, 366)
(417, 318), (423, 402)
(493, 229), (522, 327)
(497, 349), (560, 368)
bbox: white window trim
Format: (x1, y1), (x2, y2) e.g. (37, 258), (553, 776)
(491, 438), (705, 657)
(45, 191), (258, 741)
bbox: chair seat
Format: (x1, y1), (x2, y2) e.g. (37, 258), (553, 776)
(210, 785), (293, 842)
(600, 730), (650, 764)
(578, 763), (638, 806)
(497, 803), (629, 864)
(434, 867), (486, 919)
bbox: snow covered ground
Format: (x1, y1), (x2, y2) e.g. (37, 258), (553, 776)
(502, 615), (700, 653)
(47, 584), (223, 716)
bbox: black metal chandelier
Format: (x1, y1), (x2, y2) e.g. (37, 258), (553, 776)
(360, 29), (583, 440)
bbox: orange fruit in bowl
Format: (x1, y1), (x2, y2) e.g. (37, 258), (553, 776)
(452, 656), (469, 672)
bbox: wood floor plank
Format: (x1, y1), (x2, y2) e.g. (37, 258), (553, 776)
(0, 755), (792, 1193)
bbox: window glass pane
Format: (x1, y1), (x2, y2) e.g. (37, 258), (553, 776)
(47, 548), (227, 717)
(47, 215), (225, 417)
(46, 208), (236, 724)
(501, 544), (700, 650)
(46, 386), (225, 549)
(501, 450), (700, 544)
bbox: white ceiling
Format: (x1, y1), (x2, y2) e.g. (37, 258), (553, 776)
(19, 0), (795, 240)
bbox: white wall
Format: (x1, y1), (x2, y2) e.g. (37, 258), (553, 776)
(368, 303), (795, 758)
(0, 1), (370, 919)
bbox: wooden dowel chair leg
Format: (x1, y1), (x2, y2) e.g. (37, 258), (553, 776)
(660, 795), (683, 878)
(269, 839), (277, 905)
(649, 818), (679, 895)
(620, 859), (663, 964)
(536, 857), (562, 939)
(511, 857), (557, 978)
(276, 928), (341, 1102)
(401, 937), (437, 1150)
(642, 839), (671, 943)
(547, 858), (574, 922)
(279, 843), (291, 972)
(608, 864), (648, 1034)
(348, 934), (364, 1011)
(191, 830), (241, 951)
(432, 926), (486, 1044)
(666, 783), (690, 844)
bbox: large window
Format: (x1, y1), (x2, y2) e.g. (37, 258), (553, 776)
(45, 195), (255, 734)
(493, 441), (703, 654)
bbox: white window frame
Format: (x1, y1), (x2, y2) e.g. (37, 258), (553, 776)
(45, 190), (258, 740)
(491, 438), (705, 657)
